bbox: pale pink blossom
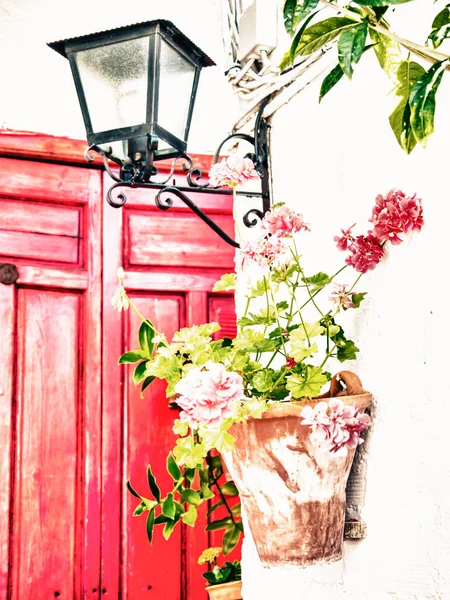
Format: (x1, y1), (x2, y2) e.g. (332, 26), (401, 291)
(370, 189), (424, 245)
(175, 361), (243, 428)
(334, 224), (356, 251)
(111, 285), (129, 312)
(262, 205), (310, 238)
(329, 284), (355, 310)
(237, 234), (290, 271)
(301, 398), (371, 455)
(344, 234), (385, 274)
(209, 154), (259, 188)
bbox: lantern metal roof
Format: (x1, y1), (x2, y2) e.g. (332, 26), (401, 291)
(47, 20), (215, 68)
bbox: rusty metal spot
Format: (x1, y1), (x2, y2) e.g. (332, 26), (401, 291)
(344, 520), (367, 539)
(0, 263), (19, 285)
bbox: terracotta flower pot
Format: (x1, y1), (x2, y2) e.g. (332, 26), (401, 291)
(222, 371), (372, 568)
(206, 580), (243, 600)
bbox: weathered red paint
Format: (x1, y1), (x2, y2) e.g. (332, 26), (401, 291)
(0, 131), (239, 599)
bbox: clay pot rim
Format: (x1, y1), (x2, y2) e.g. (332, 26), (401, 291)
(256, 392), (372, 421)
(205, 579), (242, 592)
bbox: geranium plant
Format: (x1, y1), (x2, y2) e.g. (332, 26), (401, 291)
(115, 157), (423, 555)
(198, 547), (242, 586)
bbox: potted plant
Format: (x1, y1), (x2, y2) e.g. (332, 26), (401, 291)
(198, 547), (242, 600)
(114, 157), (423, 567)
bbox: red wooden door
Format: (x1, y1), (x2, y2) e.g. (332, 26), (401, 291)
(0, 136), (237, 599)
(101, 172), (237, 599)
(0, 156), (102, 599)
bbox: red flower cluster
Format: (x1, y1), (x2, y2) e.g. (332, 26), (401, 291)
(370, 189), (424, 245)
(335, 189), (423, 274)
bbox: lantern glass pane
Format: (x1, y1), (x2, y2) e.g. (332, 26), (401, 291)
(75, 36), (149, 134)
(157, 38), (196, 142)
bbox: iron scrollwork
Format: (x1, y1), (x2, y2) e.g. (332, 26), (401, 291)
(86, 101), (271, 248)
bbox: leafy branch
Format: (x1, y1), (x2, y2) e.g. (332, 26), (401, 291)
(282, 0), (450, 153)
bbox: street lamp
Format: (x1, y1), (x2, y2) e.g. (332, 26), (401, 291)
(48, 20), (270, 247)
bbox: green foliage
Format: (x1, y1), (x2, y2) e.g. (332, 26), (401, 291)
(389, 60), (425, 154)
(202, 561), (242, 586)
(286, 366), (329, 398)
(409, 59), (449, 147)
(284, 0), (319, 36)
(427, 5), (450, 49)
(284, 17), (357, 65)
(353, 0), (413, 5)
(319, 63), (345, 102)
(213, 273), (236, 292)
(338, 21), (368, 79)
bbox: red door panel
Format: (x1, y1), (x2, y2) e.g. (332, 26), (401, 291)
(0, 155), (102, 599)
(11, 289), (81, 598)
(125, 293), (185, 599)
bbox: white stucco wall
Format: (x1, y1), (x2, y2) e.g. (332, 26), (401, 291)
(0, 0), (237, 153)
(2, 0), (450, 598)
(239, 3), (450, 599)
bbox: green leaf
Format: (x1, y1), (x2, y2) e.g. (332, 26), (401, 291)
(141, 376), (155, 394)
(292, 17), (357, 58)
(163, 519), (178, 540)
(353, 0), (413, 5)
(220, 481), (239, 496)
(289, 9), (320, 63)
(173, 436), (207, 468)
(252, 369), (275, 393)
(138, 321), (155, 358)
(319, 63), (344, 102)
(338, 21), (368, 79)
(118, 350), (146, 364)
(222, 525), (242, 555)
(147, 464), (161, 503)
(351, 292), (367, 308)
(286, 366), (328, 398)
(133, 361), (148, 385)
(302, 272), (331, 291)
(428, 6), (450, 49)
(290, 321), (325, 341)
(202, 572), (219, 584)
(127, 480), (142, 499)
(133, 500), (149, 517)
(410, 59), (449, 147)
(336, 339), (359, 362)
(182, 489), (202, 506)
(162, 493), (176, 519)
(182, 504), (198, 527)
(206, 517), (234, 531)
(231, 503), (242, 517)
(207, 500), (225, 517)
(167, 453), (182, 481)
(201, 485), (215, 500)
(146, 508), (155, 544)
(389, 60), (425, 154)
(284, 0), (319, 36)
(369, 29), (402, 82)
(213, 273), (236, 292)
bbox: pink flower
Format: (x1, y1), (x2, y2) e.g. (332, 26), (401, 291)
(262, 206), (310, 238)
(301, 399), (371, 455)
(329, 284), (355, 309)
(237, 234), (290, 271)
(370, 189), (424, 245)
(334, 224), (356, 251)
(345, 234), (385, 274)
(209, 154), (259, 188)
(286, 357), (297, 369)
(175, 361), (243, 428)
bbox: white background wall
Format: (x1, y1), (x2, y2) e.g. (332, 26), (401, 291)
(1, 0), (450, 598)
(239, 2), (450, 599)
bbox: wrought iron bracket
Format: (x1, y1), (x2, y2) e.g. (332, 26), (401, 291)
(85, 107), (271, 248)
